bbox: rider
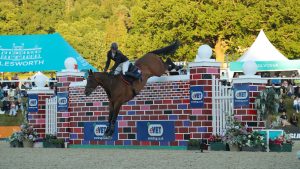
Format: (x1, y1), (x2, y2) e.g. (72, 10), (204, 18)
(104, 42), (130, 75)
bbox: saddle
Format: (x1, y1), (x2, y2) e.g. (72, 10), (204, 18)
(121, 63), (142, 85)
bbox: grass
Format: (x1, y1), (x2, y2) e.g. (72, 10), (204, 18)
(0, 110), (24, 126)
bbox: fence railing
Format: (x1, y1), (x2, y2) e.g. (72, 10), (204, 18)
(212, 75), (233, 136)
(45, 96), (57, 135)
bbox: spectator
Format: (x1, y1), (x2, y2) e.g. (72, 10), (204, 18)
(221, 72), (227, 86)
(278, 99), (286, 113)
(9, 101), (17, 116)
(287, 82), (294, 97)
(24, 77), (32, 89)
(7, 88), (15, 101)
(293, 96), (299, 113)
(290, 113), (298, 127)
(49, 73), (56, 89)
(11, 74), (19, 89)
(280, 111), (290, 127)
(0, 86), (4, 100)
(295, 85), (300, 97)
(233, 72), (239, 78)
(2, 76), (10, 89)
(2, 97), (10, 114)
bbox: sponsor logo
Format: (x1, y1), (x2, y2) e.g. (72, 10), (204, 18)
(289, 133), (300, 139)
(0, 44), (44, 67)
(148, 124), (163, 137)
(94, 125), (107, 137)
(191, 91), (203, 101)
(58, 97), (67, 105)
(29, 99), (37, 107)
(235, 90), (248, 99)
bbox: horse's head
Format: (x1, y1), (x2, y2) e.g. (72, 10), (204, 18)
(84, 69), (98, 96)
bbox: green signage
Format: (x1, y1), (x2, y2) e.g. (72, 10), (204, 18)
(230, 60), (300, 72)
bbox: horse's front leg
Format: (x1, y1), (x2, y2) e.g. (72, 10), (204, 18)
(104, 102), (114, 136)
(106, 102), (122, 137)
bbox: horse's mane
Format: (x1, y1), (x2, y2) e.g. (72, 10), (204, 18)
(148, 40), (180, 56)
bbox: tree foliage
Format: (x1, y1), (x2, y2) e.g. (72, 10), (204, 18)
(0, 0), (300, 70)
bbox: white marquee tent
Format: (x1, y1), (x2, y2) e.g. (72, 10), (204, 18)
(237, 30), (289, 62)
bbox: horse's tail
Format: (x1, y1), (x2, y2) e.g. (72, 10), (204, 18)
(148, 40), (180, 56)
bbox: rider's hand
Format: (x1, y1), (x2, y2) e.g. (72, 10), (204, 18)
(108, 71), (114, 75)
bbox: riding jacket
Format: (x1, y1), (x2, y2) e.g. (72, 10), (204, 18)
(104, 50), (129, 72)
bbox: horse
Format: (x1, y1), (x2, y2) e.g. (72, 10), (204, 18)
(84, 42), (181, 137)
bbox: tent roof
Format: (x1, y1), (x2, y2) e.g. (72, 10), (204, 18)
(0, 33), (97, 72)
(237, 30), (288, 62)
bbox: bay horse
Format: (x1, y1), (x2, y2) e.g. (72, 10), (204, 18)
(84, 42), (181, 137)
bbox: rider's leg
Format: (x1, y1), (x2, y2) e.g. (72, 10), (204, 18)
(122, 60), (130, 75)
(114, 64), (122, 75)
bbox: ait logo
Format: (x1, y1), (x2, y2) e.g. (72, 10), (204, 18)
(191, 91), (203, 101)
(94, 124), (107, 136)
(58, 97), (67, 105)
(29, 99), (37, 107)
(147, 123), (163, 137)
(235, 90), (248, 99)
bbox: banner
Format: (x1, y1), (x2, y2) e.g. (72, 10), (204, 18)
(230, 60), (300, 72)
(0, 33), (97, 72)
(57, 92), (68, 112)
(84, 122), (118, 141)
(234, 84), (249, 108)
(137, 121), (175, 141)
(28, 94), (38, 112)
(190, 86), (204, 108)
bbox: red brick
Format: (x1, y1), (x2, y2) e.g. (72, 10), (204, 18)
(163, 100), (172, 104)
(202, 133), (211, 139)
(175, 121), (183, 126)
(202, 121), (212, 126)
(154, 100), (162, 104)
(151, 141), (159, 146)
(179, 128), (189, 133)
(247, 110), (257, 115)
(128, 121), (135, 126)
(189, 128), (196, 132)
(122, 106), (131, 110)
(141, 116), (149, 120)
(175, 134), (184, 140)
(168, 105), (177, 109)
(119, 134), (127, 139)
(132, 140), (140, 145)
(159, 115), (168, 120)
(197, 116), (207, 120)
(141, 141), (150, 146)
(150, 116), (158, 120)
(170, 141), (179, 146)
(132, 116), (141, 120)
(115, 140), (123, 145)
(173, 100), (182, 104)
(242, 116), (252, 121)
(190, 68), (196, 74)
(73, 128), (82, 133)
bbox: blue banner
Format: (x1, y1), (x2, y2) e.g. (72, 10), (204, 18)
(28, 94), (38, 112)
(137, 121), (175, 141)
(0, 33), (97, 72)
(190, 86), (204, 108)
(234, 84), (249, 108)
(84, 122), (118, 141)
(57, 92), (68, 112)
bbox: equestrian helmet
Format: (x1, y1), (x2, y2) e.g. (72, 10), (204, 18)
(111, 42), (118, 50)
